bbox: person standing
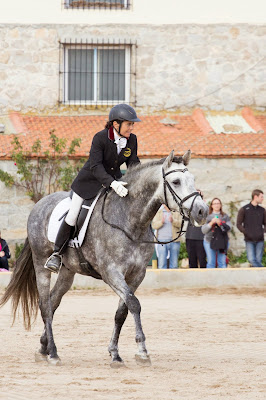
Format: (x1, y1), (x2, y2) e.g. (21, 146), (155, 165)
(186, 190), (206, 268)
(201, 198), (231, 268)
(152, 205), (182, 269)
(237, 189), (266, 268)
(0, 231), (11, 271)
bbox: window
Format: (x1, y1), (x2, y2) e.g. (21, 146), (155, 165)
(60, 41), (136, 106)
(64, 0), (130, 9)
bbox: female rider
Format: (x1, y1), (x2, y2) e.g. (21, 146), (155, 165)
(45, 104), (141, 273)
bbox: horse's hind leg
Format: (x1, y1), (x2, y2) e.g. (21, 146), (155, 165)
(108, 299), (128, 368)
(35, 265), (75, 365)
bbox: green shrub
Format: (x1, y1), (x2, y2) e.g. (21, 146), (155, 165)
(179, 242), (188, 260)
(15, 243), (24, 259)
(0, 131), (85, 203)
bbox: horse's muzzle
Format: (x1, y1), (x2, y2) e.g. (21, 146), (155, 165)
(190, 202), (209, 226)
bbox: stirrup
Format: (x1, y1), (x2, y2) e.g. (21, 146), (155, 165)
(44, 252), (62, 274)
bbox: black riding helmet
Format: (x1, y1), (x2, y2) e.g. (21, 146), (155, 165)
(109, 104), (141, 123)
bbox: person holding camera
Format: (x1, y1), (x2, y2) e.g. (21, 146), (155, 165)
(201, 198), (231, 268)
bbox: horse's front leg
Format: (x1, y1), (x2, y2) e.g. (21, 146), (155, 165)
(106, 269), (151, 367)
(108, 299), (128, 368)
(127, 290), (151, 366)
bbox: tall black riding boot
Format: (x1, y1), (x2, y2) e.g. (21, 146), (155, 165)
(44, 220), (74, 273)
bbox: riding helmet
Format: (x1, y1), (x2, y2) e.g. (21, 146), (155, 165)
(109, 104), (141, 123)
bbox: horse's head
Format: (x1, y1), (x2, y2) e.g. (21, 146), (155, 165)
(160, 150), (208, 225)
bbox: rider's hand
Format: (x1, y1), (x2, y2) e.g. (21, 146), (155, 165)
(110, 180), (128, 197)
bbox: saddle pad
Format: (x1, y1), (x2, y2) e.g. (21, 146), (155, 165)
(47, 191), (101, 247)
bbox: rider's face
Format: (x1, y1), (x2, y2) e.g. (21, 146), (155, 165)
(114, 121), (134, 138)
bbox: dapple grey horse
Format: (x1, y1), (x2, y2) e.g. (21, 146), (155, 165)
(1, 151), (208, 367)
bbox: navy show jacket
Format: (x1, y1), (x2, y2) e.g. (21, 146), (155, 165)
(71, 127), (140, 199)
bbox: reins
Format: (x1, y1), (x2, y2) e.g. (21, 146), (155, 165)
(101, 166), (200, 245)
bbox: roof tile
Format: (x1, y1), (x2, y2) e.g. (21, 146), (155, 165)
(0, 109), (265, 159)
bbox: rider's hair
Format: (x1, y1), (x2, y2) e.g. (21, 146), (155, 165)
(209, 197), (224, 216)
(105, 120), (123, 129)
(251, 189), (263, 199)
(105, 121), (113, 129)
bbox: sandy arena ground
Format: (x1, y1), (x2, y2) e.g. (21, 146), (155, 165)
(0, 287), (266, 400)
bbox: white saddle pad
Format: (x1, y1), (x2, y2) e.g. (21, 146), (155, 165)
(47, 191), (101, 247)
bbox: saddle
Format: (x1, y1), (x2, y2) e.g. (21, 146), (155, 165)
(47, 190), (102, 248)
(47, 191), (103, 280)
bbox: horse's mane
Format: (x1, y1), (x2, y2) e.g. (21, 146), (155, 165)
(124, 156), (184, 181)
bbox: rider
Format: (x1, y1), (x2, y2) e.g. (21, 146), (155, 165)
(44, 104), (141, 273)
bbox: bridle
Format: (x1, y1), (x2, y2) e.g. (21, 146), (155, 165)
(101, 166), (201, 245)
(162, 167), (200, 222)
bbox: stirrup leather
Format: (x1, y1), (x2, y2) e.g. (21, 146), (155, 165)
(44, 252), (63, 273)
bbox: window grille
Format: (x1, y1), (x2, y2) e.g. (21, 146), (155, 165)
(64, 0), (130, 10)
(59, 39), (137, 106)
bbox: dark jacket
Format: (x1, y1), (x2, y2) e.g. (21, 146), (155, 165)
(237, 202), (266, 242)
(71, 127), (140, 199)
(0, 238), (11, 259)
(210, 223), (230, 253)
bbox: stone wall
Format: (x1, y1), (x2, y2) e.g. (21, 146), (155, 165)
(1, 157), (265, 258)
(0, 24), (266, 113)
(0, 161), (34, 257)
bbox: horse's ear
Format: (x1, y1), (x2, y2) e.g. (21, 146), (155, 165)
(182, 150), (191, 166)
(163, 150), (174, 169)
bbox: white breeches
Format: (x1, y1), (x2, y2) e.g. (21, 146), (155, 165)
(65, 192), (84, 226)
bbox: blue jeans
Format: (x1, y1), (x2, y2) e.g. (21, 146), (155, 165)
(245, 241), (264, 267)
(157, 241), (180, 269)
(203, 240), (227, 268)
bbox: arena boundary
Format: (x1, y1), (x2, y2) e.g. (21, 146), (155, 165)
(1, 268), (266, 290)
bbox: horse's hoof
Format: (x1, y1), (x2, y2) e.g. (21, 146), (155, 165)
(110, 360), (126, 369)
(35, 350), (47, 362)
(47, 355), (62, 366)
(135, 353), (151, 366)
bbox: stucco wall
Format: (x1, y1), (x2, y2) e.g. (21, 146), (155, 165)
(1, 0), (266, 24)
(0, 24), (266, 113)
(1, 157), (265, 257)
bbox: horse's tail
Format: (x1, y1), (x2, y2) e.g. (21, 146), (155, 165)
(0, 237), (39, 331)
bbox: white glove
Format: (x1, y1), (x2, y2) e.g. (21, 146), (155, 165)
(110, 180), (128, 197)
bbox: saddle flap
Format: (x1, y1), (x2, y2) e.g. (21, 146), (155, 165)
(47, 191), (102, 248)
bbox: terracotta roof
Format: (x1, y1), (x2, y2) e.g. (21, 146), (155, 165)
(0, 108), (265, 159)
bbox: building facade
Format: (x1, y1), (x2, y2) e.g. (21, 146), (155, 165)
(0, 0), (266, 113)
(0, 0), (265, 259)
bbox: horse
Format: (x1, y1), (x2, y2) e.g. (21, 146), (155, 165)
(0, 150), (208, 367)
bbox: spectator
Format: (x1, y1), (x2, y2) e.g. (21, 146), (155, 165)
(0, 231), (11, 271)
(186, 190), (206, 268)
(152, 204), (182, 269)
(201, 198), (231, 268)
(237, 189), (266, 268)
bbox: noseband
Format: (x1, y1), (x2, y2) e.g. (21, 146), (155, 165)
(162, 167), (200, 222)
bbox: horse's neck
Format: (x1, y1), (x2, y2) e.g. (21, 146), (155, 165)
(124, 165), (162, 235)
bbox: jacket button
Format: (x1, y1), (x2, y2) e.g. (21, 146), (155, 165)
(111, 168), (114, 170)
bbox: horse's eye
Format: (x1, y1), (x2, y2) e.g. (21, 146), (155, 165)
(173, 179), (181, 186)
